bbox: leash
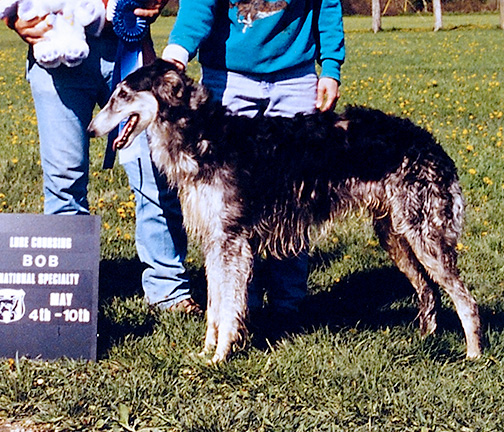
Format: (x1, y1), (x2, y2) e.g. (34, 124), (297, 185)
(103, 0), (149, 169)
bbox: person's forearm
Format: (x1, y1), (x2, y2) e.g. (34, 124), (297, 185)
(317, 0), (345, 81)
(164, 0), (219, 63)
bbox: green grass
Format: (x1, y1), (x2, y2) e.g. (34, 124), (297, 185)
(1, 13), (504, 431)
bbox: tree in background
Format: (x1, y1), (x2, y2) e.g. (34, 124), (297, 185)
(372, 0), (382, 32)
(500, 0), (504, 29)
(371, 0), (381, 33)
(433, 0), (443, 30)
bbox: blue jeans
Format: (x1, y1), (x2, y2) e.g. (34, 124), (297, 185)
(27, 34), (190, 307)
(201, 66), (317, 313)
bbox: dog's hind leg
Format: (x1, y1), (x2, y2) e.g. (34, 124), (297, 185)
(408, 236), (481, 359)
(395, 201), (481, 359)
(203, 235), (253, 362)
(374, 215), (438, 336)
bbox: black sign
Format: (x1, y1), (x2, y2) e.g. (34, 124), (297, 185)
(0, 214), (100, 360)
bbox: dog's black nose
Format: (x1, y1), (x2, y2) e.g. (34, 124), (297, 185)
(87, 126), (97, 138)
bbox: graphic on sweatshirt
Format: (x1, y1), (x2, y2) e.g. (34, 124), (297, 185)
(230, 0), (288, 33)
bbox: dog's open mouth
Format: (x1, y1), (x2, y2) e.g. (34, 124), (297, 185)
(113, 114), (139, 151)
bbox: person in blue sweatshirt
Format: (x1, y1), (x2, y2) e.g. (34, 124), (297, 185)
(163, 0), (345, 321)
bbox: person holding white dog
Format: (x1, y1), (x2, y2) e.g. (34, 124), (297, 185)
(4, 0), (201, 314)
(163, 0), (345, 324)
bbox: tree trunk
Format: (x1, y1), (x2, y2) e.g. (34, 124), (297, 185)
(500, 0), (504, 30)
(372, 0), (381, 33)
(433, 0), (443, 31)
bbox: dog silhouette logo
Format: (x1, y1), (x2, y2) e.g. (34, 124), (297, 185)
(0, 289), (26, 324)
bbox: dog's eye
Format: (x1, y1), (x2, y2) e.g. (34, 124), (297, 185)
(117, 89), (128, 99)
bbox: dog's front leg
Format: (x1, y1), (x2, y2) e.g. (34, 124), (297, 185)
(203, 236), (253, 363)
(200, 245), (220, 357)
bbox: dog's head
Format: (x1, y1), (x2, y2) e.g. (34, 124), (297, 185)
(88, 59), (207, 150)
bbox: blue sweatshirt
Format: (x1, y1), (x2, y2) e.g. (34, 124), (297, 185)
(167, 0), (345, 81)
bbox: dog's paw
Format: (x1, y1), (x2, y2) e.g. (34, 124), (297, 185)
(210, 353), (226, 364)
(197, 347), (213, 359)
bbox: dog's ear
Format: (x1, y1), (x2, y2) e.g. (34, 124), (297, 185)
(157, 69), (209, 110)
(157, 70), (186, 105)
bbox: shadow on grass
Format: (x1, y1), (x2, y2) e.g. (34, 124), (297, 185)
(97, 259), (145, 358)
(96, 258), (208, 358)
(97, 257), (500, 357)
(251, 265), (502, 353)
(249, 266), (419, 349)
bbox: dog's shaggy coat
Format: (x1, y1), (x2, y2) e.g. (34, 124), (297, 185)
(89, 59), (481, 362)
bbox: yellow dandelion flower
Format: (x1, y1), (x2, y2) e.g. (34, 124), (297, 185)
(468, 168), (477, 175)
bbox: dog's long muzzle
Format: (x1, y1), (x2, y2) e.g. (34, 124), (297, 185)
(88, 113), (140, 151)
(87, 116), (112, 139)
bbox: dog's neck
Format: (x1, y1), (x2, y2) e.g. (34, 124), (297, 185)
(146, 89), (214, 180)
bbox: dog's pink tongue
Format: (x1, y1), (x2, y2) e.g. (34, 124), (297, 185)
(113, 115), (139, 150)
(112, 135), (124, 151)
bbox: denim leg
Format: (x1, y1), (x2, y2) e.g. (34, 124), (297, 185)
(264, 253), (309, 314)
(265, 73), (317, 117)
(27, 36), (188, 306)
(28, 61), (96, 215)
(121, 134), (190, 307)
(260, 75), (315, 312)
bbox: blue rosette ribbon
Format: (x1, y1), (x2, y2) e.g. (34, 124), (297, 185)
(112, 0), (149, 44)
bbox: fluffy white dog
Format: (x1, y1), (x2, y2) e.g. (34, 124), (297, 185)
(0, 0), (105, 68)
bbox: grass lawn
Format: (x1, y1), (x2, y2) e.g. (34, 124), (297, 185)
(0, 13), (504, 432)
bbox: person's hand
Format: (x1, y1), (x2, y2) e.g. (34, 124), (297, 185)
(164, 58), (185, 70)
(161, 44), (189, 70)
(134, 0), (169, 20)
(4, 15), (51, 45)
(316, 77), (340, 112)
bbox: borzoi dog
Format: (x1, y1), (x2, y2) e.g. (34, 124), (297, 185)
(88, 59), (481, 362)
